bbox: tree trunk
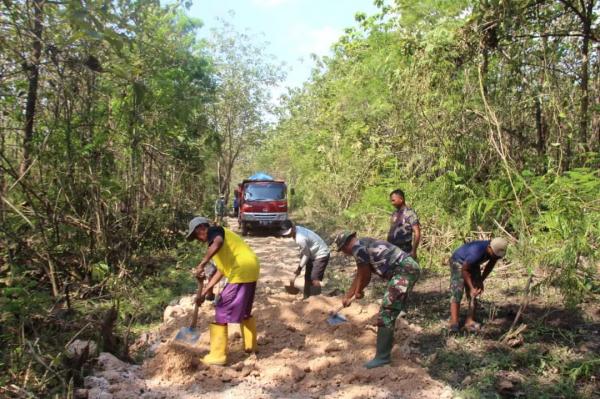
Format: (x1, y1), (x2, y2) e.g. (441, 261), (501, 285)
(535, 95), (546, 157)
(578, 1), (592, 149)
(20, 0), (44, 176)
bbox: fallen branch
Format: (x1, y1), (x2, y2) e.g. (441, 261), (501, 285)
(25, 339), (65, 390)
(64, 322), (92, 349)
(492, 218), (518, 243)
(0, 384), (37, 399)
(501, 274), (534, 343)
(501, 323), (527, 344)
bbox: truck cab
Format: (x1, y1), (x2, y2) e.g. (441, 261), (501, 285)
(238, 175), (288, 236)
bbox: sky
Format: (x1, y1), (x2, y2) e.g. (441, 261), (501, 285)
(189, 0), (380, 92)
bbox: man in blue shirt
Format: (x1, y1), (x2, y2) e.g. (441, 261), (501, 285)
(449, 238), (508, 332)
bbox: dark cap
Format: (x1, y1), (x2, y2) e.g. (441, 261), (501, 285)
(333, 230), (356, 251)
(280, 220), (294, 236)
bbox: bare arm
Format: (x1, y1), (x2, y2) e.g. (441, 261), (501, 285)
(296, 254), (309, 274)
(202, 269), (224, 296)
(386, 222), (395, 243)
(195, 236), (224, 277)
(481, 258), (498, 281)
(343, 264), (371, 305)
(411, 224), (421, 258)
(355, 265), (372, 295)
(344, 273), (360, 303)
(462, 262), (482, 296)
(461, 262), (475, 290)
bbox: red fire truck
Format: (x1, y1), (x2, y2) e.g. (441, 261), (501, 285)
(237, 173), (288, 236)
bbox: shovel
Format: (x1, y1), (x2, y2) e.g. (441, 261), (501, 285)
(326, 305), (348, 326)
(284, 265), (303, 295)
(173, 278), (204, 346)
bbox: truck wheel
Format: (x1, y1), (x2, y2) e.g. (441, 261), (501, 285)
(241, 223), (249, 236)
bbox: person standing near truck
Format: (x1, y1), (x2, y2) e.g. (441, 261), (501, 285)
(232, 190), (239, 217)
(186, 216), (260, 365)
(214, 195), (226, 225)
(280, 220), (330, 298)
(387, 189), (421, 260)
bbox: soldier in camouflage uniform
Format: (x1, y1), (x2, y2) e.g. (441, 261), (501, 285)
(334, 231), (420, 369)
(387, 189), (421, 259)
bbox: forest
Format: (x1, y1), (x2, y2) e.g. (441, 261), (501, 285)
(1, 0), (598, 398)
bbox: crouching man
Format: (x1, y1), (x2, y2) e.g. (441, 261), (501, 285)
(334, 231), (420, 369)
(449, 237), (508, 333)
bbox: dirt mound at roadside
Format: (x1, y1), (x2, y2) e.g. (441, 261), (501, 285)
(143, 345), (200, 385)
(134, 295), (449, 398)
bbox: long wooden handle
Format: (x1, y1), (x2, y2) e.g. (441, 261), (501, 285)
(288, 264), (303, 286)
(330, 305), (345, 315)
(190, 278), (204, 329)
(331, 297), (354, 315)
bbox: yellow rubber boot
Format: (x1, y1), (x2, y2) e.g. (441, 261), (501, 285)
(241, 316), (257, 353)
(202, 323), (228, 366)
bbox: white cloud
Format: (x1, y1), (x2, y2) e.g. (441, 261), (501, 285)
(251, 0), (291, 7)
(289, 24), (342, 56)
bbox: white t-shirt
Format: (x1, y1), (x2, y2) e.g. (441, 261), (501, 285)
(295, 226), (330, 260)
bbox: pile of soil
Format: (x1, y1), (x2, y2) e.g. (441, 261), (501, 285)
(88, 221), (452, 399)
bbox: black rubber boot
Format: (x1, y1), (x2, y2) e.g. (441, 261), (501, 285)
(303, 281), (311, 299)
(304, 283), (321, 298)
(364, 327), (394, 369)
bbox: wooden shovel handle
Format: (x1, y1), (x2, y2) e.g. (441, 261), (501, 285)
(190, 277), (204, 329)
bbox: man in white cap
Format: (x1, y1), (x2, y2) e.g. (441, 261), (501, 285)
(448, 237), (508, 332)
(280, 220), (330, 298)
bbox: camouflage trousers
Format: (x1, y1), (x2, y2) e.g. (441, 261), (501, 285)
(378, 257), (421, 328)
(449, 259), (480, 304)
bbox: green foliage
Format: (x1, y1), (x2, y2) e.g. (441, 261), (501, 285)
(0, 0), (257, 395)
(116, 257), (197, 325)
(463, 167), (599, 305)
(429, 338), (597, 398)
(249, 0), (599, 302)
(207, 18), (285, 199)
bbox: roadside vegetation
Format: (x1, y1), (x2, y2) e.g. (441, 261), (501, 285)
(1, 0), (598, 398)
(248, 1), (599, 397)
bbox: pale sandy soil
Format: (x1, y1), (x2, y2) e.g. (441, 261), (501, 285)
(86, 218), (452, 399)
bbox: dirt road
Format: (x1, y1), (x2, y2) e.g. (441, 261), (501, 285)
(86, 219), (453, 399)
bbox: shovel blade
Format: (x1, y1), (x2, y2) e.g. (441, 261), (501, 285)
(284, 284), (300, 295)
(326, 313), (348, 326)
(174, 327), (201, 344)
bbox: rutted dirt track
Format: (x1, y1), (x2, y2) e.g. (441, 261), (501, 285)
(87, 219), (453, 399)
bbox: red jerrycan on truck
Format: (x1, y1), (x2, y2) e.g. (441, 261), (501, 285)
(237, 173), (288, 236)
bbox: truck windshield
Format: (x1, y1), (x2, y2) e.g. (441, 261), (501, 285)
(244, 182), (286, 201)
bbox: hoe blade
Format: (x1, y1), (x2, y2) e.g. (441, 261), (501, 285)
(326, 313), (347, 326)
(174, 327), (201, 344)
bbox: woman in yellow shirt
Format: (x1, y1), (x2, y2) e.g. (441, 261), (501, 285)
(186, 216), (260, 366)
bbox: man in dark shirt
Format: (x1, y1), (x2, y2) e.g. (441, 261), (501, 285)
(334, 231), (420, 369)
(449, 238), (508, 332)
(386, 189), (421, 259)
